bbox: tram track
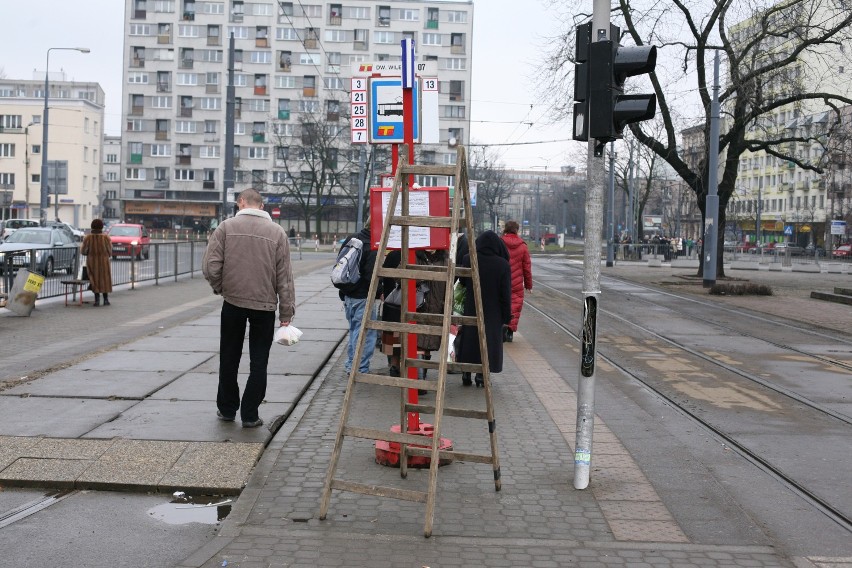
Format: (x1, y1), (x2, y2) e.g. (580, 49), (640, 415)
(535, 261), (852, 419)
(522, 263), (852, 533)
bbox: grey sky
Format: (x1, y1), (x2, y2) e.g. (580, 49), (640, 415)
(0, 0), (573, 170)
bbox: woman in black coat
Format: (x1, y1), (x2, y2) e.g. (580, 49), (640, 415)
(456, 231), (512, 387)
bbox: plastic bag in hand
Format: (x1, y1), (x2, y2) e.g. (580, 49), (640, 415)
(275, 325), (303, 346)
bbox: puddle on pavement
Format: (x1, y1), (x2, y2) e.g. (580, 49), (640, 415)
(147, 493), (232, 525)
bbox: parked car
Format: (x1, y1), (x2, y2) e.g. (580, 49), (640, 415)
(45, 221), (85, 242)
(0, 218), (40, 241)
(773, 242), (804, 255)
(0, 227), (78, 276)
(108, 223), (151, 260)
(832, 244), (851, 258)
(747, 242), (775, 253)
(804, 243), (825, 257)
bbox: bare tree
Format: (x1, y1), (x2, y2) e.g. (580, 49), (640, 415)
(267, 108), (359, 238)
(468, 146), (516, 232)
(542, 0), (852, 276)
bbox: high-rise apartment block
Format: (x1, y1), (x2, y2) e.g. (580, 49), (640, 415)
(121, 0), (473, 231)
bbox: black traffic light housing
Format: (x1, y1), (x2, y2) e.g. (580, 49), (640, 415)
(589, 39), (657, 146)
(572, 23), (592, 142)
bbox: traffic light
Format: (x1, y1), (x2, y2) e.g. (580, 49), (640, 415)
(589, 39), (657, 142)
(572, 23), (591, 142)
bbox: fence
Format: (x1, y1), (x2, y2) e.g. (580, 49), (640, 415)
(1, 240), (208, 302)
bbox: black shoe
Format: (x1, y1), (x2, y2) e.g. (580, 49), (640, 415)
(93, 300), (100, 307)
(242, 417), (264, 428)
(103, 299), (110, 306)
(462, 372), (472, 386)
(389, 365), (400, 377)
(506, 330), (513, 343)
(502, 327), (509, 342)
(475, 373), (484, 388)
(217, 410), (235, 422)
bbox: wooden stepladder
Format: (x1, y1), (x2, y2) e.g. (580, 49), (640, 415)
(318, 145), (501, 537)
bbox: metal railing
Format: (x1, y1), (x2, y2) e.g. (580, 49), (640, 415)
(1, 240), (208, 301)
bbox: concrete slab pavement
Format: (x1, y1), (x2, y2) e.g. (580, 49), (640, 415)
(0, 262), (350, 495)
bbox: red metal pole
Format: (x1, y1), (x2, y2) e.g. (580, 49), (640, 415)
(402, 85), (419, 431)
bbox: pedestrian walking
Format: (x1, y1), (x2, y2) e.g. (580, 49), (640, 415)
(456, 230), (512, 387)
(332, 234), (339, 253)
(202, 188), (296, 428)
(80, 218), (113, 307)
(314, 234), (320, 251)
(338, 218), (379, 374)
(501, 220), (532, 342)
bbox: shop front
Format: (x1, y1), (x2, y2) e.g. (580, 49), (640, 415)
(123, 200), (220, 233)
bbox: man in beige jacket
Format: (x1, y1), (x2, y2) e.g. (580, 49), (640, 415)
(202, 189), (295, 428)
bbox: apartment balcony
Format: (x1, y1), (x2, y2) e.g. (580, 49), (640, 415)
(278, 110), (290, 120)
(158, 33), (172, 44)
(450, 45), (465, 55)
(182, 11), (195, 20)
(130, 105), (144, 116)
(303, 38), (317, 49)
(781, 182), (794, 192)
(230, 12), (243, 23)
(378, 16), (390, 26)
(130, 153), (143, 164)
(203, 180), (215, 189)
(327, 111), (339, 122)
(252, 132), (266, 143)
(157, 82), (172, 93)
(426, 20), (439, 29)
(328, 15), (342, 25)
(155, 131), (169, 141)
(180, 58), (194, 69)
(233, 157), (241, 167)
(796, 181), (810, 190)
(203, 133), (219, 142)
(131, 57), (145, 68)
(279, 61), (291, 72)
(133, 9), (146, 19)
(353, 40), (367, 51)
(254, 85), (267, 96)
(303, 87), (316, 97)
(180, 107), (193, 117)
(206, 83), (219, 94)
(256, 37), (269, 48)
(327, 65), (340, 74)
(154, 179), (170, 189)
(234, 109), (241, 119)
(177, 156), (192, 165)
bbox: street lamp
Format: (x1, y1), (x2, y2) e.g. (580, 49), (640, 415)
(40, 46), (90, 226)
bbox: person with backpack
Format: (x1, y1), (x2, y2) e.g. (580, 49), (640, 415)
(334, 218), (379, 374)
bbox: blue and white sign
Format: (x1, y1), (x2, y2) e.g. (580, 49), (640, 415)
(401, 38), (416, 89)
(369, 78), (420, 143)
(831, 220), (847, 235)
(784, 225), (793, 236)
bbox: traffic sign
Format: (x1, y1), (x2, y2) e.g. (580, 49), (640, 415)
(271, 207), (281, 219)
(784, 225), (793, 235)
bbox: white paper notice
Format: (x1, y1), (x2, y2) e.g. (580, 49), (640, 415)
(381, 191), (431, 248)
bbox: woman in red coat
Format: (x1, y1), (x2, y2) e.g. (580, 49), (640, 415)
(501, 220), (532, 342)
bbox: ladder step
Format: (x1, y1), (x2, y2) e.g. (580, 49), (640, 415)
(406, 447), (494, 464)
(375, 266), (472, 281)
(408, 312), (475, 327)
(388, 215), (452, 229)
(367, 320), (444, 336)
(398, 163), (457, 176)
(405, 403), (489, 420)
(343, 425), (443, 446)
(403, 358), (484, 374)
(355, 372), (437, 390)
(330, 479), (427, 503)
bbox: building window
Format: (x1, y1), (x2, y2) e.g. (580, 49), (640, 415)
(126, 168), (146, 180)
(277, 27), (299, 41)
(0, 144), (15, 158)
(174, 169), (195, 180)
(150, 144), (171, 157)
(374, 31), (394, 44)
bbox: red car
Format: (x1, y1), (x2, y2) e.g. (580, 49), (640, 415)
(108, 223), (151, 260)
(832, 244), (851, 258)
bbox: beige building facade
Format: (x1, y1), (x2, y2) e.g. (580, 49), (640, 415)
(0, 76), (105, 228)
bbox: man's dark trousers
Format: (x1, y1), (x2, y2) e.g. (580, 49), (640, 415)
(218, 300), (275, 422)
